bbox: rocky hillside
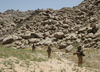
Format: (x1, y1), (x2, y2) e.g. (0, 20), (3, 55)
(0, 0), (100, 49)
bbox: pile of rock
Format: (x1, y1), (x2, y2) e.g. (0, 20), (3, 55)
(0, 0), (100, 49)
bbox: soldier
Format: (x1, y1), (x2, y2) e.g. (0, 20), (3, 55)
(47, 45), (53, 58)
(32, 44), (36, 52)
(73, 45), (85, 66)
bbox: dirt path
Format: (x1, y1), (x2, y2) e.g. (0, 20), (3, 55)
(55, 52), (99, 72)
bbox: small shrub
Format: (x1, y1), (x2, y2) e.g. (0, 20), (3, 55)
(15, 59), (19, 64)
(57, 57), (62, 61)
(13, 16), (15, 19)
(0, 21), (4, 25)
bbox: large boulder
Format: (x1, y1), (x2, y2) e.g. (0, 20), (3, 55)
(43, 37), (52, 45)
(65, 45), (73, 52)
(53, 32), (64, 39)
(28, 38), (39, 43)
(2, 36), (14, 44)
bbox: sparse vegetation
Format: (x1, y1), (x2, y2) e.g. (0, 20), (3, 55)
(60, 68), (66, 72)
(72, 42), (80, 48)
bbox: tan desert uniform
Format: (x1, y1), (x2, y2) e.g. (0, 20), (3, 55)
(32, 44), (36, 52)
(47, 46), (52, 58)
(73, 46), (85, 66)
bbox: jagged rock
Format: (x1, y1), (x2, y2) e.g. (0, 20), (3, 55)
(87, 27), (92, 33)
(78, 27), (86, 33)
(52, 37), (58, 42)
(53, 32), (64, 39)
(12, 35), (19, 40)
(41, 20), (48, 26)
(66, 41), (73, 45)
(93, 32), (100, 39)
(90, 17), (96, 22)
(58, 41), (67, 49)
(0, 37), (3, 42)
(89, 42), (96, 47)
(91, 23), (100, 34)
(31, 32), (44, 38)
(65, 36), (70, 40)
(2, 36), (14, 44)
(46, 25), (55, 30)
(62, 24), (69, 28)
(16, 46), (21, 49)
(69, 33), (77, 40)
(83, 38), (92, 44)
(63, 19), (71, 24)
(84, 44), (90, 48)
(86, 33), (94, 38)
(76, 39), (81, 43)
(21, 33), (31, 39)
(44, 31), (50, 37)
(43, 37), (52, 45)
(11, 23), (16, 27)
(65, 45), (73, 52)
(66, 33), (77, 40)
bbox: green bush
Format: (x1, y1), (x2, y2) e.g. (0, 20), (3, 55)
(0, 21), (4, 25)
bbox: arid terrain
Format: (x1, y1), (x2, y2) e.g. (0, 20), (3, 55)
(0, 45), (100, 72)
(1, 0), (100, 72)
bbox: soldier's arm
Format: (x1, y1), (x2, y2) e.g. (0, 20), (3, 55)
(73, 51), (80, 55)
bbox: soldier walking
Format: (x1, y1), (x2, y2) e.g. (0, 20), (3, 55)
(73, 45), (85, 66)
(32, 44), (36, 52)
(47, 45), (53, 58)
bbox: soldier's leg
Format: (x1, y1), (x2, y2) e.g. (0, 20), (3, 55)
(32, 48), (33, 52)
(80, 56), (83, 65)
(48, 51), (51, 58)
(78, 55), (81, 66)
(33, 48), (35, 51)
(78, 56), (82, 66)
(47, 51), (49, 58)
(49, 51), (51, 57)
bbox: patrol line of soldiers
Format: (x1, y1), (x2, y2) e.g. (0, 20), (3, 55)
(32, 44), (85, 66)
(32, 44), (53, 58)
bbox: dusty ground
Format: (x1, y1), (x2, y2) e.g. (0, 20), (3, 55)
(0, 46), (99, 72)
